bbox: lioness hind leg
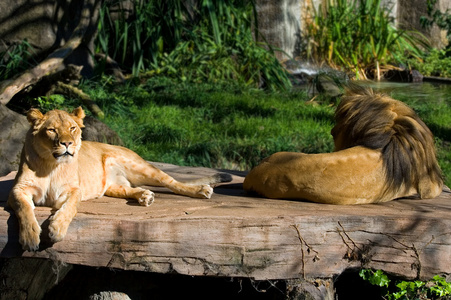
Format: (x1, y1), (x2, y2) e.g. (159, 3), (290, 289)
(158, 176), (214, 199)
(105, 185), (155, 206)
(141, 171), (214, 199)
(113, 154), (214, 199)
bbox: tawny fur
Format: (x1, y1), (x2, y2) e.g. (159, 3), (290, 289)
(243, 85), (443, 204)
(8, 107), (232, 251)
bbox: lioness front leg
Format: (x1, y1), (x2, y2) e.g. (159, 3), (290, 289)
(48, 188), (82, 243)
(8, 191), (42, 252)
(106, 184), (155, 206)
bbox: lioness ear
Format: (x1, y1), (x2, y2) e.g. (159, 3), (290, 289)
(71, 106), (85, 128)
(72, 106), (86, 119)
(27, 109), (44, 125)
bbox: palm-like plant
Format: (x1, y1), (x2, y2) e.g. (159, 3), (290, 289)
(304, 0), (428, 79)
(96, 0), (291, 90)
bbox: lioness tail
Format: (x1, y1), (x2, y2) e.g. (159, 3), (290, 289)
(183, 172), (232, 185)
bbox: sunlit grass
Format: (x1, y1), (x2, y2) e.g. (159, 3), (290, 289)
(84, 78), (451, 186)
(87, 79), (335, 170)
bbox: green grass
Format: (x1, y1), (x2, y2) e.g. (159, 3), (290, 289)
(81, 78), (451, 186)
(84, 78), (334, 170)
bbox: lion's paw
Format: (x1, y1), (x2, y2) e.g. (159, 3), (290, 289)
(137, 190), (155, 207)
(48, 213), (70, 243)
(19, 220), (41, 252)
(197, 185), (213, 199)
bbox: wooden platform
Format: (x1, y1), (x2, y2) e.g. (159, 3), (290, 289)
(1, 163), (451, 281)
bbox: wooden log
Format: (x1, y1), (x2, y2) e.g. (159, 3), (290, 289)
(1, 163), (451, 281)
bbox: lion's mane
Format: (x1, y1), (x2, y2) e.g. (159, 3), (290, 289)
(331, 85), (443, 198)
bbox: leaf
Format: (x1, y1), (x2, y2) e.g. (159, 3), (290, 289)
(359, 269), (390, 288)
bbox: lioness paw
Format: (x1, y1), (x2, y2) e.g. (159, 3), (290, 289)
(137, 190), (155, 207)
(197, 185), (213, 199)
(48, 214), (70, 243)
(20, 221), (41, 252)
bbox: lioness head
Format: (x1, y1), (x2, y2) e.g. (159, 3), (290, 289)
(27, 107), (85, 163)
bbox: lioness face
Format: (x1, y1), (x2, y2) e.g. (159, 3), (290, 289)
(44, 118), (81, 163)
(27, 107), (85, 163)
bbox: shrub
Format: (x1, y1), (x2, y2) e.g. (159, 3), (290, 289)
(360, 269), (451, 299)
(0, 40), (36, 81)
(304, 0), (427, 79)
(96, 0), (291, 90)
(407, 48), (451, 78)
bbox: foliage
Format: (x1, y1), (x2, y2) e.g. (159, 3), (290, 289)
(406, 48), (451, 78)
(359, 269), (390, 288)
(0, 40), (36, 81)
(360, 269), (451, 299)
(304, 0), (428, 80)
(421, 0), (451, 46)
(34, 94), (66, 112)
(96, 0), (291, 91)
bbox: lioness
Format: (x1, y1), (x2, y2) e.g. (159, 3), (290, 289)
(244, 86), (443, 204)
(8, 107), (232, 251)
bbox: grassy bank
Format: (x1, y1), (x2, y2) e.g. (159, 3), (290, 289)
(82, 78), (451, 187)
(86, 78), (335, 170)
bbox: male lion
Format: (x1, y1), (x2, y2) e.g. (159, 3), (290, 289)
(243, 85), (443, 204)
(8, 107), (232, 251)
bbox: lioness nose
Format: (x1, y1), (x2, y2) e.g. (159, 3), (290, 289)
(60, 141), (73, 148)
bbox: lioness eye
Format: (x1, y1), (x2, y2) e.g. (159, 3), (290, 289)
(47, 128), (56, 133)
(70, 126), (76, 132)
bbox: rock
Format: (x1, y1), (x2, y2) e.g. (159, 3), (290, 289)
(0, 106), (123, 176)
(397, 0), (449, 49)
(411, 70), (424, 82)
(255, 0), (302, 60)
(82, 116), (124, 146)
(0, 0), (100, 78)
(89, 292), (131, 300)
(0, 257), (73, 300)
(314, 73), (343, 98)
(0, 104), (28, 176)
(286, 279), (334, 300)
(384, 69), (424, 82)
